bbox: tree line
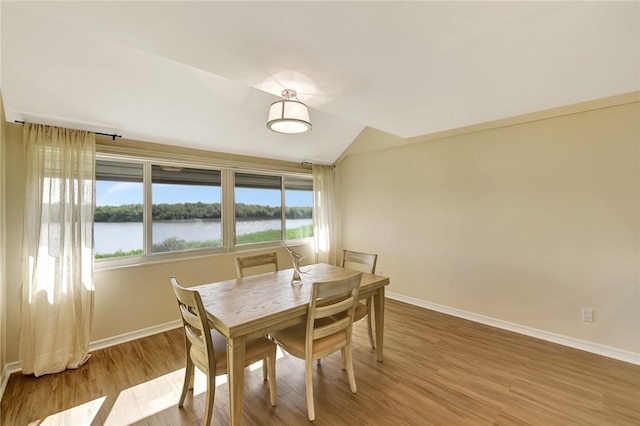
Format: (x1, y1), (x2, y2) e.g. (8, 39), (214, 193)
(94, 202), (312, 222)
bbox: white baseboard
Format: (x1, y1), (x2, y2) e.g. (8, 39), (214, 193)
(0, 363), (17, 404)
(387, 292), (640, 366)
(89, 320), (182, 352)
(0, 319), (182, 402)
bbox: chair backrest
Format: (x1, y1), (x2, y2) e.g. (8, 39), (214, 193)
(342, 249), (378, 274)
(235, 252), (279, 278)
(170, 276), (215, 373)
(306, 273), (363, 353)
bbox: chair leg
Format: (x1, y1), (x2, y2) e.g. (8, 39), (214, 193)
(267, 350), (277, 406)
(344, 345), (357, 394)
(179, 356), (194, 407)
(366, 297), (376, 349)
(305, 358), (315, 421)
(203, 369), (216, 426)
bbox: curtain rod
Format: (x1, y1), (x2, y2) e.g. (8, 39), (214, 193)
(14, 120), (122, 141)
(301, 161), (335, 169)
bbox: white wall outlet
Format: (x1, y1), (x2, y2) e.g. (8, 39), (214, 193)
(581, 308), (594, 322)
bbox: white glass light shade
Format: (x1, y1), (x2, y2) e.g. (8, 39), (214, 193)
(267, 99), (312, 134)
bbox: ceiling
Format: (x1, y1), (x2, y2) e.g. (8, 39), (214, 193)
(1, 2), (638, 165)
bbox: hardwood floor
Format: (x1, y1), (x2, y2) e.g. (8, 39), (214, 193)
(2, 299), (639, 425)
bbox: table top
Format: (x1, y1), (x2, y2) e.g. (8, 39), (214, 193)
(193, 263), (389, 340)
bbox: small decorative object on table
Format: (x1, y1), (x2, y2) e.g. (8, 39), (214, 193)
(283, 243), (306, 285)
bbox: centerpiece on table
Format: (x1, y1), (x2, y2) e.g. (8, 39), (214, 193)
(282, 243), (307, 285)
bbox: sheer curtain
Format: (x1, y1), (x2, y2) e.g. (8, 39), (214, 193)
(19, 123), (96, 376)
(312, 164), (339, 265)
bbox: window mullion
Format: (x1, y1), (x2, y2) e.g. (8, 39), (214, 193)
(143, 162), (153, 255)
(281, 179), (287, 241)
(222, 169), (235, 251)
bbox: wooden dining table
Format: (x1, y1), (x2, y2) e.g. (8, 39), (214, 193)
(192, 262), (390, 426)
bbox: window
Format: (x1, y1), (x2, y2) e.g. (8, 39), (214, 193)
(234, 173), (282, 245)
(151, 165), (222, 253)
(285, 176), (313, 240)
(234, 173), (313, 245)
(94, 155), (313, 264)
(95, 160), (144, 259)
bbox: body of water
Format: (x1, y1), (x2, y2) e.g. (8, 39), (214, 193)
(94, 218), (312, 254)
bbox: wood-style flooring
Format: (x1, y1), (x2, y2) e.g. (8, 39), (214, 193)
(2, 299), (639, 425)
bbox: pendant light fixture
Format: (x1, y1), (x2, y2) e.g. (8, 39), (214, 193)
(267, 89), (312, 134)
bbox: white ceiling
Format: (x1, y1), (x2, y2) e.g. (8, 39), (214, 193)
(2, 1), (639, 164)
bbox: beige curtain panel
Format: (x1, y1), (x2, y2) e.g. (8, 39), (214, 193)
(19, 123), (96, 377)
(312, 164), (339, 265)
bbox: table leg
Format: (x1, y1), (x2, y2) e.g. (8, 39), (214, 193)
(374, 287), (385, 361)
(228, 335), (246, 426)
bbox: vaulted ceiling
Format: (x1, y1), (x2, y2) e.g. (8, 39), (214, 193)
(2, 2), (638, 164)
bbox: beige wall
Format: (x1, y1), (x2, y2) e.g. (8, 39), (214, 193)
(337, 95), (640, 353)
(3, 123), (314, 363)
(1, 91), (7, 375)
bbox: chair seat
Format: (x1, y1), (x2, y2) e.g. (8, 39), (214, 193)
(353, 301), (367, 321)
(272, 318), (346, 359)
(205, 330), (274, 372)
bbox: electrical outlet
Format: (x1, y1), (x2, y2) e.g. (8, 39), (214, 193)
(581, 308), (593, 322)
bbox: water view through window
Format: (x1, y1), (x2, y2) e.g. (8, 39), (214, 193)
(95, 160), (313, 259)
(94, 218), (313, 255)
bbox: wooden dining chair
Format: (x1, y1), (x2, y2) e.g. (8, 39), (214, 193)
(341, 249), (378, 349)
(234, 251), (280, 376)
(235, 252), (279, 278)
(271, 272), (363, 421)
(170, 276), (277, 425)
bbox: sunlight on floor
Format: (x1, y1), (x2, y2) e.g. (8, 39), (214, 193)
(28, 396), (106, 426)
(104, 369), (197, 425)
(25, 350), (286, 426)
(104, 353), (283, 425)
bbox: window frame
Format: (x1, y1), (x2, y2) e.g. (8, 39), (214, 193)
(94, 150), (313, 269)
